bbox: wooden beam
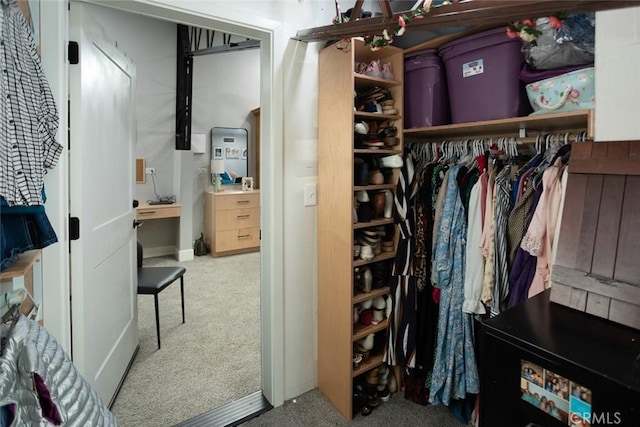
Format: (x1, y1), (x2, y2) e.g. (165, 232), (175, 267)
(294, 0), (635, 43)
(378, 0), (394, 20)
(349, 0), (364, 22)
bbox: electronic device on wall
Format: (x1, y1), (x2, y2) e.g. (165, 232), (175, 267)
(210, 127), (249, 187)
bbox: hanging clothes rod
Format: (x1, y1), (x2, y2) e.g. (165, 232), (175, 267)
(406, 130), (590, 147)
(408, 131), (588, 164)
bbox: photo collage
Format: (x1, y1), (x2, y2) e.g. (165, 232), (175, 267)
(521, 360), (593, 426)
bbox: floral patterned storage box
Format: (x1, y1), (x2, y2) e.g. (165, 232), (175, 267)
(525, 67), (594, 115)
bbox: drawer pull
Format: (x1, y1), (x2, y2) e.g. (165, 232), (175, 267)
(236, 200), (251, 204)
(237, 215), (251, 219)
(139, 211), (156, 215)
(237, 234), (251, 239)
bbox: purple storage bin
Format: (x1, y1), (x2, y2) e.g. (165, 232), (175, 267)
(439, 28), (532, 123)
(404, 49), (450, 128)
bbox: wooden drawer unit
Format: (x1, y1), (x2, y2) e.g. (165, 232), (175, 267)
(216, 193), (259, 211)
(204, 189), (261, 256)
(216, 227), (261, 252)
(215, 207), (260, 231)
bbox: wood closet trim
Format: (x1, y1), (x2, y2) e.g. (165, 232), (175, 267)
(569, 141), (640, 175)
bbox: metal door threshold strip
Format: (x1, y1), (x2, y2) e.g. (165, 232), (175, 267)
(176, 391), (272, 427)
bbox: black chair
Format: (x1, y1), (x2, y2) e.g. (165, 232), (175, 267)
(137, 241), (186, 349)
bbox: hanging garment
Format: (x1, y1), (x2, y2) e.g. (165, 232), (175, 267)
(506, 166), (537, 264)
(480, 167), (496, 309)
(0, 315), (117, 426)
(522, 158), (566, 298)
(413, 164), (431, 292)
(385, 151), (418, 368)
(507, 182), (544, 308)
(492, 165), (513, 316)
(463, 177), (486, 314)
(0, 0), (62, 206)
(429, 164), (480, 406)
(414, 163), (438, 364)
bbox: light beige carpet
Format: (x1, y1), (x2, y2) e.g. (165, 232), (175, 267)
(111, 252), (261, 427)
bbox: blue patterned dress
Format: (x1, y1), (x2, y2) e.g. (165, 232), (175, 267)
(429, 164), (480, 406)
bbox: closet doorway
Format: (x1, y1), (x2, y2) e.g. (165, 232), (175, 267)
(69, 1), (283, 425)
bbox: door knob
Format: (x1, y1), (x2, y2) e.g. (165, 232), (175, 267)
(133, 220), (144, 229)
(133, 199), (139, 208)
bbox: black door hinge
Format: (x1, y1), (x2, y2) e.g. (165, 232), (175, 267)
(68, 41), (79, 64)
(69, 216), (80, 240)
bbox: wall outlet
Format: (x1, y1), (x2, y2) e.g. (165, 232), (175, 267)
(145, 167), (155, 174)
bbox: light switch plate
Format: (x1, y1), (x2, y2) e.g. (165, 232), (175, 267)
(304, 183), (317, 207)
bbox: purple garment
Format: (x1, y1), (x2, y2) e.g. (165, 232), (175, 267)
(34, 373), (62, 425)
(507, 182), (544, 308)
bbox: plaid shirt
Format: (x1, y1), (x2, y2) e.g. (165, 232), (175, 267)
(0, 0), (62, 206)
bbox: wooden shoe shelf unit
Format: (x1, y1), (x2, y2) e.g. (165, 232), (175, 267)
(318, 38), (403, 419)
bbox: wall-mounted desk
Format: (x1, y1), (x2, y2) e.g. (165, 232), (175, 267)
(136, 203), (182, 259)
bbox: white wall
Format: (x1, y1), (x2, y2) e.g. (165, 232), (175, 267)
(596, 7), (640, 141)
(191, 50), (261, 239)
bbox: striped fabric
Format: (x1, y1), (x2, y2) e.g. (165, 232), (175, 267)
(0, 0), (62, 206)
(492, 166), (513, 316)
(385, 151), (418, 368)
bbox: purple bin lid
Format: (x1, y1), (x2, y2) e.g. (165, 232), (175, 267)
(519, 63), (595, 84)
(405, 48), (442, 73)
(438, 27), (522, 61)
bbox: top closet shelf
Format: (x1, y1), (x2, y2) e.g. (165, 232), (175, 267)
(403, 109), (594, 141)
(354, 73), (401, 89)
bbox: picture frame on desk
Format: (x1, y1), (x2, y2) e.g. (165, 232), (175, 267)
(242, 177), (254, 192)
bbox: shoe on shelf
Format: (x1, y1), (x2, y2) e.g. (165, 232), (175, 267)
(364, 60), (382, 78)
(353, 352), (363, 367)
(359, 309), (373, 326)
(359, 245), (374, 260)
(369, 170), (384, 185)
(383, 189), (394, 218)
(379, 154), (403, 168)
(371, 309), (384, 325)
(382, 62), (394, 80)
(354, 121), (369, 134)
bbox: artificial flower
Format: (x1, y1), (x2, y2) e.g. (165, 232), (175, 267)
(506, 27), (519, 39)
(397, 26), (406, 36)
(548, 15), (563, 29)
(398, 16), (406, 27)
(519, 29), (537, 43)
(506, 13), (569, 43)
(383, 29), (391, 40)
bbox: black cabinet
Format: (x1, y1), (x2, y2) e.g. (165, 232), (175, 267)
(479, 290), (640, 426)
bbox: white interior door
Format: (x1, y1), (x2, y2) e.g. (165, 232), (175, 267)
(68, 2), (138, 405)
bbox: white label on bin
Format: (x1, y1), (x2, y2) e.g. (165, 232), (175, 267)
(463, 59), (484, 78)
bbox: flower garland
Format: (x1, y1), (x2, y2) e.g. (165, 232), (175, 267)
(334, 0), (436, 52)
(506, 12), (570, 43)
